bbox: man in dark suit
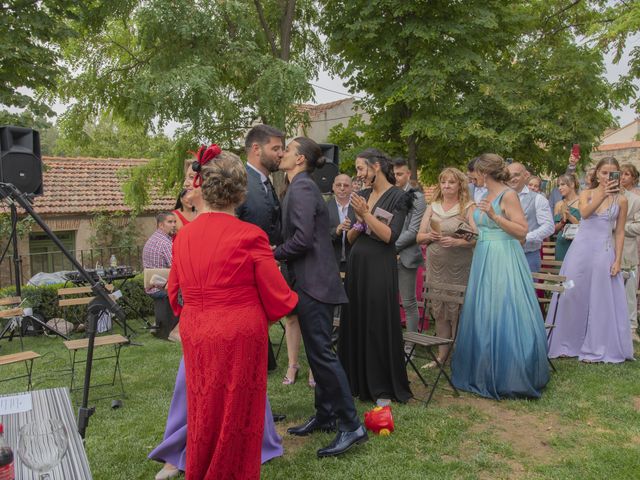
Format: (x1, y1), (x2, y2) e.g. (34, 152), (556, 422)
(274, 137), (367, 458)
(326, 174), (357, 272)
(236, 124), (284, 371)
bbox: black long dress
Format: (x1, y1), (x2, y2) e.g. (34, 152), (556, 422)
(338, 186), (413, 403)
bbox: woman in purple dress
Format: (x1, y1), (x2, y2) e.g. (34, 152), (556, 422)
(547, 157), (634, 363)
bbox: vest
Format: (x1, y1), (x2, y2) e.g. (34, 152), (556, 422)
(520, 190), (540, 253)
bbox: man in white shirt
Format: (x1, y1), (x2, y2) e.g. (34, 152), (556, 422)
(468, 157), (487, 203)
(507, 162), (555, 272)
(327, 174), (356, 272)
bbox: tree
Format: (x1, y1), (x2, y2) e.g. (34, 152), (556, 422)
(59, 0), (324, 207)
(321, 1), (619, 180)
(0, 1), (83, 124)
(594, 0), (640, 112)
(42, 113), (174, 159)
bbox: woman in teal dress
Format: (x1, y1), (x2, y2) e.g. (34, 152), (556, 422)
(553, 174), (581, 261)
(451, 154), (550, 400)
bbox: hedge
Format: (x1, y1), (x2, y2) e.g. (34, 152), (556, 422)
(0, 274), (154, 325)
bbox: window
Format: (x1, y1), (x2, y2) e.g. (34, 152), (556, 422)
(29, 231), (76, 274)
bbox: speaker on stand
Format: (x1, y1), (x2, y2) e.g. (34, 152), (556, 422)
(311, 143), (340, 194)
(0, 126), (43, 198)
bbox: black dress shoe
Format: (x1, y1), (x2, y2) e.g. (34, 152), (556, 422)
(287, 416), (336, 436)
(317, 425), (368, 458)
(272, 413), (286, 423)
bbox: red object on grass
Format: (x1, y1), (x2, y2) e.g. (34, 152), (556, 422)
(364, 406), (395, 435)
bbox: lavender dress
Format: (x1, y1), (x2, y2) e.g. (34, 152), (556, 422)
(149, 358), (283, 470)
(547, 203), (634, 362)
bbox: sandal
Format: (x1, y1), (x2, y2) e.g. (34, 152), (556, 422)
(282, 364), (300, 385)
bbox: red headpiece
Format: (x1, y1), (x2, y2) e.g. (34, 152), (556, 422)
(190, 144), (222, 187)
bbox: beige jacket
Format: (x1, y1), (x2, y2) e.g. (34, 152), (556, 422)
(622, 190), (640, 269)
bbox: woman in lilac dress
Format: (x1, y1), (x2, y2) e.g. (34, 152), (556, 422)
(547, 157), (634, 363)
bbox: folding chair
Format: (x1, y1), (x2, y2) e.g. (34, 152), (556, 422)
(540, 258), (562, 275)
(404, 281), (466, 406)
(532, 272), (567, 373)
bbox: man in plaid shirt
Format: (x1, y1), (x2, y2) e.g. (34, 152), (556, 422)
(143, 212), (177, 297)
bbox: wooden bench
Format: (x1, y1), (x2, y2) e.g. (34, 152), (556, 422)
(63, 334), (129, 400)
(58, 284), (114, 307)
(0, 350), (40, 390)
(540, 259), (562, 275)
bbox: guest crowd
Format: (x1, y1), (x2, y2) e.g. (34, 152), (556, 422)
(140, 125), (636, 480)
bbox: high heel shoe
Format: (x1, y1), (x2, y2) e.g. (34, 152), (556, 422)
(283, 364), (300, 385)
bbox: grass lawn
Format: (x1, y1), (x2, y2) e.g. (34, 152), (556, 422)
(1, 321), (639, 480)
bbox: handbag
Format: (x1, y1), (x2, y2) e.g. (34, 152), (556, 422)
(562, 223), (579, 240)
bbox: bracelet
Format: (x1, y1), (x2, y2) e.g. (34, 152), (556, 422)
(352, 222), (366, 233)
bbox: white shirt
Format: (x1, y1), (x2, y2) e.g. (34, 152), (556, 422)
(336, 200), (349, 261)
(518, 186), (555, 252)
(473, 186), (488, 204)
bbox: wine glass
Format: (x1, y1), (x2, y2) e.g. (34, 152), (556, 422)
(17, 418), (69, 479)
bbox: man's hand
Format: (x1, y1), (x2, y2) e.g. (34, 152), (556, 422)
(336, 218), (352, 235)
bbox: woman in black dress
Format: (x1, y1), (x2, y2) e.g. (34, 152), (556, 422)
(338, 148), (412, 404)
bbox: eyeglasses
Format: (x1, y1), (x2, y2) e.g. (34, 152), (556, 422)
(334, 183), (351, 188)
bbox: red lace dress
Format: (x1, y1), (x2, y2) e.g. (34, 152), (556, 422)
(168, 213), (297, 480)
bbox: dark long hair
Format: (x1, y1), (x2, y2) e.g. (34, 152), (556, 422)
(294, 137), (326, 173)
(356, 148), (395, 184)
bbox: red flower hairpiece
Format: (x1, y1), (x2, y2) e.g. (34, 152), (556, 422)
(190, 144), (222, 187)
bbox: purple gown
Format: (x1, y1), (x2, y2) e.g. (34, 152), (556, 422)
(547, 203), (634, 362)
(148, 358), (283, 470)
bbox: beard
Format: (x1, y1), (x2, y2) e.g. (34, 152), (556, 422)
(260, 148), (280, 173)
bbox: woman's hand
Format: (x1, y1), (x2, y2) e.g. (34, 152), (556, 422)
(350, 193), (369, 218)
(604, 179), (620, 196)
(418, 231), (441, 244)
(477, 199), (497, 220)
(611, 261), (621, 277)
(439, 236), (466, 248)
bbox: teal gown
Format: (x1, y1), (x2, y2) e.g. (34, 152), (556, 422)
(554, 206), (581, 261)
(451, 191), (550, 400)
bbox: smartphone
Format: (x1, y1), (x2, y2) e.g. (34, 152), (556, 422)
(571, 144), (580, 160)
(609, 171), (620, 190)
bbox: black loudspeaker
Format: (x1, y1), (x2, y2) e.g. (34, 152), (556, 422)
(0, 126), (43, 196)
(311, 143), (340, 194)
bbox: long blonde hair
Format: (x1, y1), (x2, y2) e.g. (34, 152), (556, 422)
(431, 167), (470, 206)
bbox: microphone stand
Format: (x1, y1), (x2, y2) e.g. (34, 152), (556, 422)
(0, 182), (126, 438)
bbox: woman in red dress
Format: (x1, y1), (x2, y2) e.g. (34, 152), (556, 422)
(168, 146), (298, 480)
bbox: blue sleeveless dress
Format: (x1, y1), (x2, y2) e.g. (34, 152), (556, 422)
(451, 191), (550, 399)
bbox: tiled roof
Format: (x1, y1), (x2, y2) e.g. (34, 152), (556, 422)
(595, 141), (640, 152)
(297, 98), (354, 118)
(2, 156), (176, 215)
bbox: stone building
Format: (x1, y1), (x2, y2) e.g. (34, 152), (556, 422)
(591, 118), (640, 167)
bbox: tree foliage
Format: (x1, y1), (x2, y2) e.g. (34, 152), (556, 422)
(0, 1), (83, 122)
(41, 114), (174, 159)
(321, 0), (621, 180)
(58, 0), (323, 208)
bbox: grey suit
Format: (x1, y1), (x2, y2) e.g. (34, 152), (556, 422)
(395, 187), (426, 333)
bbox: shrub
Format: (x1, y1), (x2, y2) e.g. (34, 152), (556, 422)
(0, 274), (154, 325)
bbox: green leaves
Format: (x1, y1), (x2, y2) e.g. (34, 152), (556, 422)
(321, 0), (620, 177)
